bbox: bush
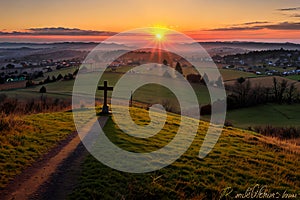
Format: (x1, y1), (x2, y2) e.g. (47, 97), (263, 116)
(186, 74), (201, 83)
(200, 104), (211, 115)
(39, 86), (47, 93)
(57, 74), (63, 80)
(224, 120), (233, 127)
(26, 80), (35, 87)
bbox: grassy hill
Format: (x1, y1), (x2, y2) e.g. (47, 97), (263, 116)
(0, 106), (299, 198)
(0, 109), (94, 188)
(69, 106), (300, 200)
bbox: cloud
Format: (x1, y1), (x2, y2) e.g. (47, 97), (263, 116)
(210, 26), (262, 31)
(263, 22), (300, 30)
(240, 21), (270, 25)
(291, 14), (300, 18)
(0, 27), (117, 36)
(277, 7), (300, 11)
(209, 22), (300, 31)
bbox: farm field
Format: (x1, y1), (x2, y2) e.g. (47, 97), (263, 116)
(1, 70), (300, 129)
(219, 69), (257, 81)
(0, 66), (259, 102)
(225, 104), (300, 129)
(225, 75), (300, 91)
(286, 74), (300, 81)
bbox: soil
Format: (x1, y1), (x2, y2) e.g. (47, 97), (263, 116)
(0, 116), (108, 200)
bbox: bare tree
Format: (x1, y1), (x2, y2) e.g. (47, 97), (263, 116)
(287, 83), (296, 104)
(233, 78), (251, 106)
(278, 79), (288, 104)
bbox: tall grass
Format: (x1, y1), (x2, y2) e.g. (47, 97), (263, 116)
(0, 94), (71, 139)
(254, 125), (300, 140)
(0, 94), (71, 116)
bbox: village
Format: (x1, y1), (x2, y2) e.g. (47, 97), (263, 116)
(214, 49), (300, 78)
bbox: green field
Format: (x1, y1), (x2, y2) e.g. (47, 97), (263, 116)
(0, 71), (212, 105)
(225, 104), (300, 129)
(1, 69), (300, 130)
(69, 106), (300, 199)
(286, 74), (300, 81)
(0, 66), (269, 103)
(219, 69), (257, 81)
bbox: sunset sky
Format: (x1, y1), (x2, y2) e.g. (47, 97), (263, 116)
(0, 0), (300, 43)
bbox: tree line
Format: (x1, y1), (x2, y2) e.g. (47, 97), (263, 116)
(226, 77), (299, 109)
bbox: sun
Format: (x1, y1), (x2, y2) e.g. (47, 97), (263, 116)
(155, 33), (163, 40)
(150, 27), (168, 42)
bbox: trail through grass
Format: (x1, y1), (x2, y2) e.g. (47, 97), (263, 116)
(69, 106), (300, 200)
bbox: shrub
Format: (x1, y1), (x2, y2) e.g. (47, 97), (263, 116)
(39, 86), (46, 93)
(254, 126), (300, 140)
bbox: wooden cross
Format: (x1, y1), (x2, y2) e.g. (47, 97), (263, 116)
(98, 81), (113, 114)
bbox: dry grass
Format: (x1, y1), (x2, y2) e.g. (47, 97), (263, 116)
(225, 76), (300, 91)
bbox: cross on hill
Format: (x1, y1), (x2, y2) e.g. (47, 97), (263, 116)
(98, 81), (113, 114)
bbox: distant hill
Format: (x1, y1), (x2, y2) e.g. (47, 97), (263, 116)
(0, 41), (299, 62)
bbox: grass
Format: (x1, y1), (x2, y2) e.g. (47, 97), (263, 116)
(0, 70), (212, 105)
(286, 74), (300, 81)
(0, 66), (255, 103)
(219, 69), (257, 81)
(225, 76), (300, 91)
(69, 106), (300, 200)
(0, 109), (93, 188)
(225, 103), (300, 129)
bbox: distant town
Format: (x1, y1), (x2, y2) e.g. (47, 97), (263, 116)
(1, 42), (300, 91)
(213, 49), (300, 77)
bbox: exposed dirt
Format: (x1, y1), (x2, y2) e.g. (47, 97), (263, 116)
(1, 116), (108, 200)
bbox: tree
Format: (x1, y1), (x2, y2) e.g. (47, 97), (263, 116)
(287, 83), (296, 104)
(278, 79), (288, 104)
(6, 64), (15, 69)
(26, 80), (34, 87)
(201, 73), (209, 85)
(37, 71), (44, 78)
(39, 86), (46, 93)
(237, 77), (246, 84)
(215, 76), (223, 87)
(44, 76), (51, 83)
(73, 68), (79, 76)
(57, 74), (63, 80)
(273, 77), (279, 102)
(163, 70), (172, 78)
(175, 62), (183, 75)
(273, 77), (288, 104)
(186, 74), (201, 83)
(52, 75), (57, 82)
(0, 77), (5, 84)
(233, 78), (251, 107)
(162, 59), (168, 66)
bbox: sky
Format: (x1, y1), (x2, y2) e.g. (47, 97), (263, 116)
(0, 0), (300, 43)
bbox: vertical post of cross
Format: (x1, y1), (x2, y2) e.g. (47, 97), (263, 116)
(98, 81), (113, 114)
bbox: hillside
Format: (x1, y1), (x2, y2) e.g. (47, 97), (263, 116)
(69, 106), (300, 200)
(0, 109), (93, 188)
(0, 105), (299, 199)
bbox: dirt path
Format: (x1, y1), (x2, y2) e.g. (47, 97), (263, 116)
(1, 116), (109, 200)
